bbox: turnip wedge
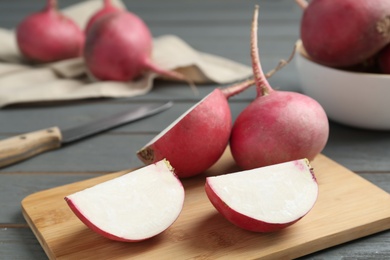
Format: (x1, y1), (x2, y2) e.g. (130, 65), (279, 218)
(205, 159), (318, 232)
(65, 159), (184, 242)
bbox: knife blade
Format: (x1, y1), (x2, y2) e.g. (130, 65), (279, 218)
(0, 101), (173, 168)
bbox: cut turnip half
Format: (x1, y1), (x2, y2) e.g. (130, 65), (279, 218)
(205, 159), (318, 232)
(137, 88), (232, 178)
(65, 159), (184, 242)
(137, 79), (257, 178)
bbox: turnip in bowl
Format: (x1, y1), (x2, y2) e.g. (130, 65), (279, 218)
(295, 40), (390, 130)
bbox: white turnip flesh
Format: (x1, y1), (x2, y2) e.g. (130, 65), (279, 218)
(65, 159), (185, 242)
(205, 159), (318, 232)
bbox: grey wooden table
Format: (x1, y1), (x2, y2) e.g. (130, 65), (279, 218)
(1, 0), (390, 259)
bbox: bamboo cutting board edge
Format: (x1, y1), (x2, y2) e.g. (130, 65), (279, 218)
(21, 153), (390, 259)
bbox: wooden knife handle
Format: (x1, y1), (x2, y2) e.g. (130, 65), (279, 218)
(0, 127), (62, 168)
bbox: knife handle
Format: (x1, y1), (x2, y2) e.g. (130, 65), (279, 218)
(0, 127), (62, 168)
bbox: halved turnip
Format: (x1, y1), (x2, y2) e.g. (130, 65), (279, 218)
(137, 79), (255, 178)
(205, 159), (318, 232)
(65, 159), (184, 242)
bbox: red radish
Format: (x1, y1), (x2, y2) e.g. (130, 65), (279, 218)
(379, 45), (390, 74)
(65, 159), (184, 242)
(136, 35), (295, 178)
(229, 5), (329, 170)
(84, 11), (188, 82)
(137, 79), (255, 178)
(85, 0), (122, 33)
(205, 159), (318, 232)
(16, 0), (84, 63)
(296, 0), (390, 67)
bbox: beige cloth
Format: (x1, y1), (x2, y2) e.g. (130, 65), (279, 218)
(0, 0), (252, 108)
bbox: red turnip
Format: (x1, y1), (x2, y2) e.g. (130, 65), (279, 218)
(16, 0), (84, 63)
(137, 79), (255, 178)
(229, 5), (329, 170)
(297, 0), (390, 67)
(84, 11), (188, 82)
(65, 159), (185, 242)
(205, 159), (318, 232)
(379, 45), (390, 74)
(85, 0), (122, 33)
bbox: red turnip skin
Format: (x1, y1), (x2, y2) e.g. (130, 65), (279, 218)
(137, 79), (255, 178)
(84, 11), (188, 82)
(229, 5), (329, 170)
(297, 0), (390, 67)
(205, 159), (318, 232)
(379, 45), (390, 74)
(85, 0), (122, 33)
(16, 0), (84, 63)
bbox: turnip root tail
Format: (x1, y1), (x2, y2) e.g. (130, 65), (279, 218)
(221, 78), (255, 99)
(221, 43), (296, 99)
(143, 58), (198, 95)
(295, 0), (308, 10)
(265, 43), (298, 78)
(104, 0), (113, 7)
(251, 5), (273, 97)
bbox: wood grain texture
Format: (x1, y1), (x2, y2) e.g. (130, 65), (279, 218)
(1, 0), (390, 259)
(21, 151), (390, 260)
(0, 127), (62, 168)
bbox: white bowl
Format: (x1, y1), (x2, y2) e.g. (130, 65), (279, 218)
(295, 40), (390, 130)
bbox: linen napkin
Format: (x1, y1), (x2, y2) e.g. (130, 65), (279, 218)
(0, 0), (252, 108)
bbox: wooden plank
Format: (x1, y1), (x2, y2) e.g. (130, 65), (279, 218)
(0, 0), (303, 27)
(0, 173), (104, 224)
(0, 227), (47, 260)
(1, 227), (389, 260)
(0, 134), (151, 173)
(300, 230), (390, 259)
(21, 152), (390, 259)
(1, 172), (389, 226)
(2, 117), (390, 173)
(323, 123), (390, 172)
(0, 102), (250, 134)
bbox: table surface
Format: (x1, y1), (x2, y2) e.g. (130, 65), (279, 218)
(1, 0), (390, 259)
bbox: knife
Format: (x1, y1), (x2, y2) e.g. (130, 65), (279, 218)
(0, 101), (173, 168)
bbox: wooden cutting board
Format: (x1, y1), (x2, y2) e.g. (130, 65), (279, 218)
(22, 150), (390, 260)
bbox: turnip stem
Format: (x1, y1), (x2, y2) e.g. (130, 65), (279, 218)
(251, 5), (273, 97)
(46, 0), (57, 10)
(295, 0), (308, 9)
(143, 58), (198, 95)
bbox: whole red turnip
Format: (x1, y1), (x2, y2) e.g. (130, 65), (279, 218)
(84, 11), (188, 82)
(379, 45), (390, 74)
(16, 0), (84, 63)
(297, 0), (390, 67)
(229, 5), (329, 170)
(85, 0), (122, 33)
